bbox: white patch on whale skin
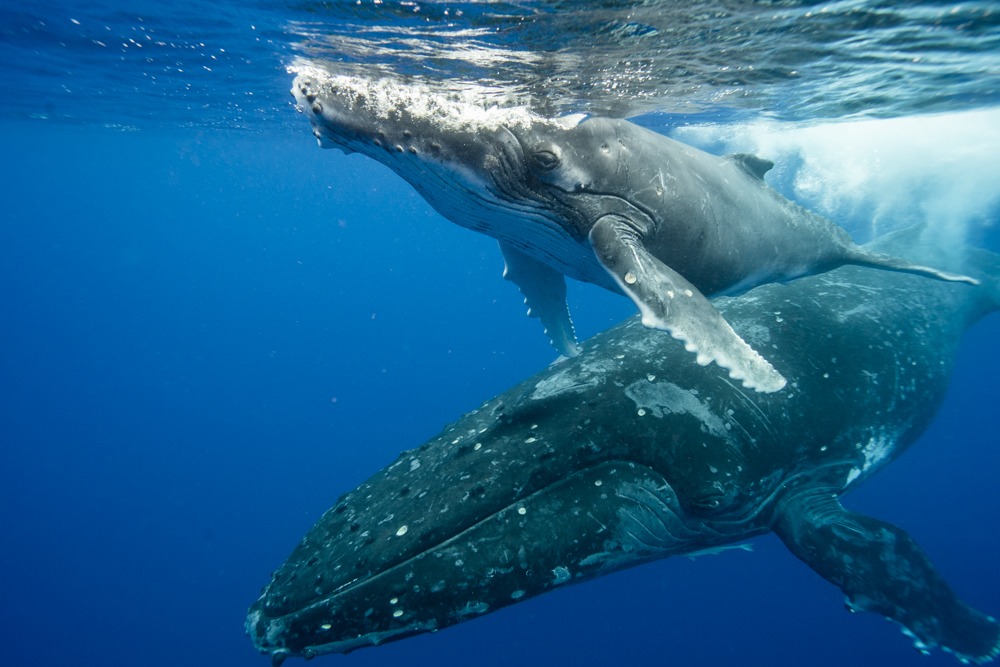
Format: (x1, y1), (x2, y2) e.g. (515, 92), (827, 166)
(455, 601), (490, 618)
(735, 321), (774, 350)
(531, 367), (598, 401)
(686, 543), (754, 559)
(845, 431), (898, 487)
(836, 302), (879, 323)
(530, 357), (618, 400)
(555, 113), (587, 129)
(624, 380), (728, 438)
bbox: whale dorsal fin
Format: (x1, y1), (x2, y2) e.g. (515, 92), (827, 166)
(727, 153), (774, 180)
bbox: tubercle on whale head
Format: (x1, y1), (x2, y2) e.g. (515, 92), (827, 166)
(290, 75), (393, 153)
(289, 66), (554, 158)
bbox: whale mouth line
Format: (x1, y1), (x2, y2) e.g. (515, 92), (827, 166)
(246, 459), (681, 665)
(248, 465), (603, 659)
(275, 460), (645, 620)
(264, 619), (440, 664)
(249, 458), (692, 660)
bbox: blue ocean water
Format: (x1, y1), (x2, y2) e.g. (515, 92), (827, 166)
(1, 2), (999, 666)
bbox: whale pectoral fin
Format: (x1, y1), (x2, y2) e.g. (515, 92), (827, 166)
(588, 214), (786, 393)
(774, 492), (1000, 663)
(498, 241), (580, 357)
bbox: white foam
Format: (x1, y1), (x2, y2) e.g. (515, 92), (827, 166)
(290, 58), (556, 133)
(674, 108), (1000, 250)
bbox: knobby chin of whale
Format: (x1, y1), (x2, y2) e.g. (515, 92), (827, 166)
(246, 229), (1000, 665)
(288, 66), (978, 394)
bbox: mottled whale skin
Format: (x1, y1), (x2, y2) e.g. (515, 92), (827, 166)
(289, 68), (976, 393)
(247, 231), (1000, 665)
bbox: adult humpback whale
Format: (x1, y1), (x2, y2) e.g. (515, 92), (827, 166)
(289, 67), (976, 393)
(246, 230), (1000, 665)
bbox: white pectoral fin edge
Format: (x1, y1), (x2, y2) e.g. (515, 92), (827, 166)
(589, 215), (787, 393)
(624, 277), (787, 393)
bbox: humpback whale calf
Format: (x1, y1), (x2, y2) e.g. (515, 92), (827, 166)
(247, 230), (999, 664)
(290, 68), (976, 392)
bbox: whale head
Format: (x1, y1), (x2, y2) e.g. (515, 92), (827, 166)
(245, 329), (777, 663)
(289, 67), (617, 278)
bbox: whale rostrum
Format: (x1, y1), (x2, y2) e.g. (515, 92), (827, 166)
(246, 230), (1000, 665)
(289, 68), (977, 392)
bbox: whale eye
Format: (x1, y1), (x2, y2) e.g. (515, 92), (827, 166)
(530, 148), (561, 172)
(689, 493), (726, 515)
